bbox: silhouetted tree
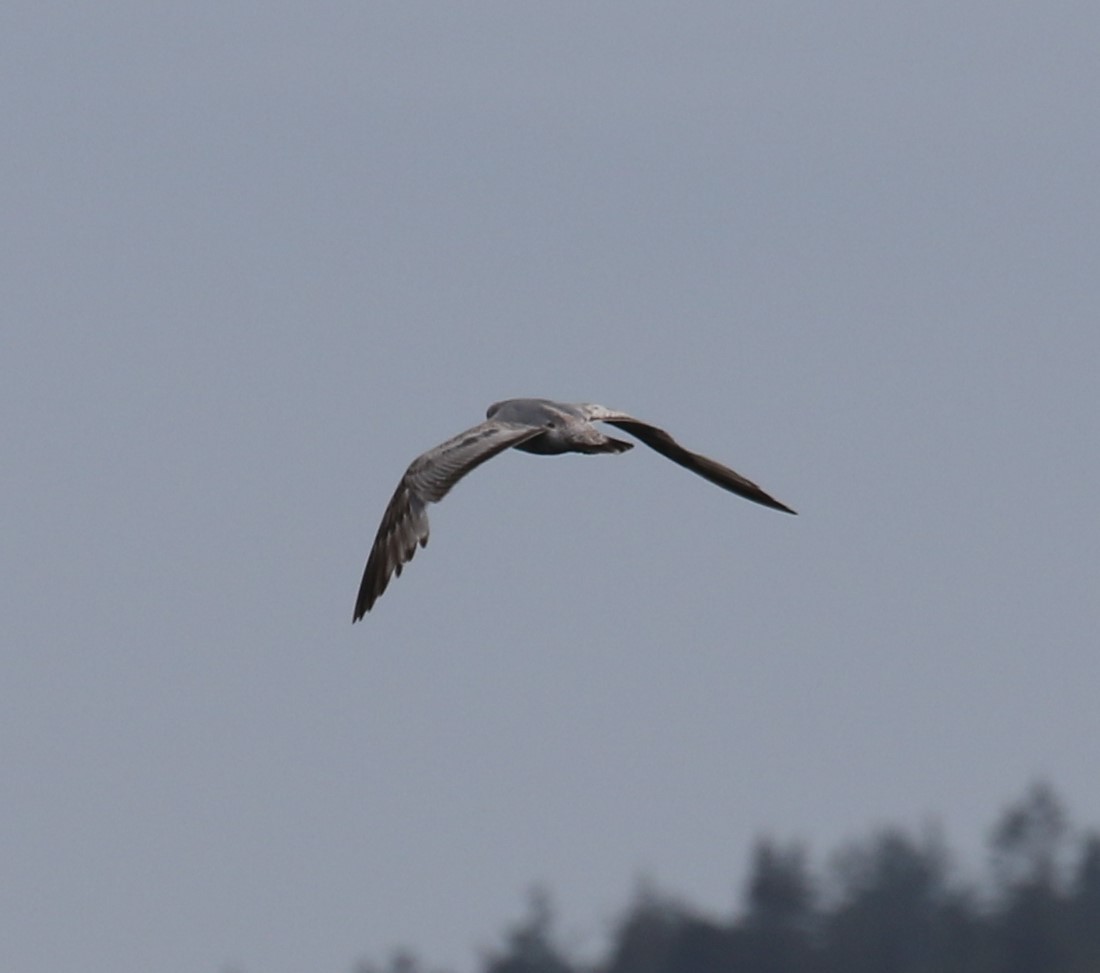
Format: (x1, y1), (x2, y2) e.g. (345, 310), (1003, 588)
(482, 888), (576, 973)
(989, 782), (1070, 973)
(744, 839), (815, 933)
(991, 782), (1068, 893)
(819, 826), (967, 973)
(732, 839), (817, 972)
(659, 914), (734, 973)
(601, 886), (689, 973)
(350, 783), (1100, 973)
(1066, 834), (1100, 973)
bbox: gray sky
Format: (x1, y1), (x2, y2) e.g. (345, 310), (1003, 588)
(4, 3), (1098, 971)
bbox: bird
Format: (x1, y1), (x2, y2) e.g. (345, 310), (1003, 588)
(353, 398), (795, 619)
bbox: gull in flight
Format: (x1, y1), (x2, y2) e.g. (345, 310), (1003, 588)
(354, 398), (796, 619)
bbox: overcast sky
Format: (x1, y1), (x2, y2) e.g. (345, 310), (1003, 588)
(4, 3), (1098, 972)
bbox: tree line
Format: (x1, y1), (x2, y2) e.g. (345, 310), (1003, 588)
(359, 782), (1099, 973)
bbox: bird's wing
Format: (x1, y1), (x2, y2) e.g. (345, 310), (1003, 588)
(354, 419), (543, 619)
(580, 404), (797, 515)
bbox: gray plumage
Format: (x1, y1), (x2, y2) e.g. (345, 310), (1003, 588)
(354, 398), (795, 619)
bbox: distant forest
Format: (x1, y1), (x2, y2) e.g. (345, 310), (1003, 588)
(352, 782), (1098, 973)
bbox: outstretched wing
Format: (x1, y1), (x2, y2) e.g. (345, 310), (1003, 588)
(354, 419), (543, 619)
(580, 404), (797, 515)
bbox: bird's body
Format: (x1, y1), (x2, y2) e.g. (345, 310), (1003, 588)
(354, 398), (795, 619)
(488, 398), (634, 455)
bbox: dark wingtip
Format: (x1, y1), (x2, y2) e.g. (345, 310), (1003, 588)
(756, 493), (797, 515)
(352, 582), (376, 622)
